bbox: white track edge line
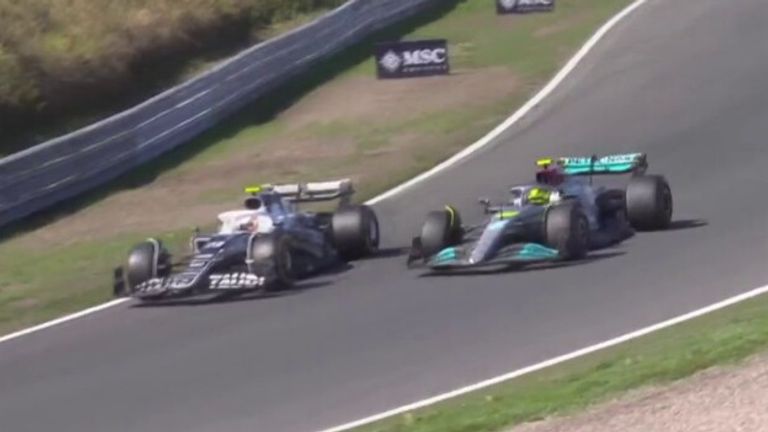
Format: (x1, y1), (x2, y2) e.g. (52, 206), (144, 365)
(0, 0), (646, 344)
(317, 283), (768, 432)
(0, 299), (129, 345)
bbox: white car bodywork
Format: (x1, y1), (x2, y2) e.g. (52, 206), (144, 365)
(217, 210), (275, 235)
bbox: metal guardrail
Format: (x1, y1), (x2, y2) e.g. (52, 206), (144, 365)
(0, 0), (438, 227)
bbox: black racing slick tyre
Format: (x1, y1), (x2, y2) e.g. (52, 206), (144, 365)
(332, 205), (380, 260)
(126, 239), (171, 291)
(419, 206), (463, 258)
(545, 204), (589, 260)
(626, 175), (673, 231)
(250, 234), (294, 290)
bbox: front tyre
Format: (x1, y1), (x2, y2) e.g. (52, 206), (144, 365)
(419, 206), (463, 258)
(332, 205), (380, 260)
(126, 239), (171, 292)
(545, 204), (589, 260)
(626, 175), (673, 231)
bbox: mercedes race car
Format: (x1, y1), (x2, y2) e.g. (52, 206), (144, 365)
(407, 153), (673, 270)
(113, 179), (379, 300)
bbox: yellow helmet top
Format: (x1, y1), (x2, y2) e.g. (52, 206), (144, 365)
(527, 187), (551, 205)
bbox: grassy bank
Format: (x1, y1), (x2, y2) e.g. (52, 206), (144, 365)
(0, 0), (632, 334)
(351, 290), (768, 432)
(0, 0), (343, 155)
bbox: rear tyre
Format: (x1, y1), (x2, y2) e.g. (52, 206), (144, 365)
(126, 239), (171, 292)
(545, 204), (589, 260)
(626, 175), (673, 231)
(332, 205), (380, 260)
(250, 234), (294, 290)
(419, 206), (463, 258)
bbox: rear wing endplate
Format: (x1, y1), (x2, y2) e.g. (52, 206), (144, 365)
(537, 153), (648, 176)
(246, 179), (355, 205)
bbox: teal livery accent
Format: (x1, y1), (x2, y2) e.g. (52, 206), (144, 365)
(516, 243), (559, 260)
(563, 162), (634, 175)
(435, 247), (459, 263)
(555, 153), (646, 176)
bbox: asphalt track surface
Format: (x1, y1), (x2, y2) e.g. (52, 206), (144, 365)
(2, 1), (768, 431)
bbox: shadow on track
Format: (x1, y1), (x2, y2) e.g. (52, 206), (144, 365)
(417, 250), (627, 278)
(127, 260), (375, 308)
(130, 278), (334, 308)
(665, 219), (708, 231)
(370, 247), (409, 259)
(125, 248), (406, 308)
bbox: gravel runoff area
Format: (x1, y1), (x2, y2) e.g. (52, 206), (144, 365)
(512, 353), (768, 432)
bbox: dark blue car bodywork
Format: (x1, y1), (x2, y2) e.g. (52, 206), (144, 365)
(115, 180), (366, 300)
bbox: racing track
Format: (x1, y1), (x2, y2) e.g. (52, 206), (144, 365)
(2, 1), (768, 431)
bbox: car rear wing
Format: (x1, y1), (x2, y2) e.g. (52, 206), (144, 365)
(246, 179), (355, 206)
(536, 153), (648, 176)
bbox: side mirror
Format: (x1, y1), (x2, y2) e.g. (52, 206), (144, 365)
(478, 197), (492, 213)
(190, 227), (202, 253)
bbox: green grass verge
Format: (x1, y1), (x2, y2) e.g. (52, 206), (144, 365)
(352, 291), (768, 432)
(0, 230), (192, 333)
(0, 0), (632, 335)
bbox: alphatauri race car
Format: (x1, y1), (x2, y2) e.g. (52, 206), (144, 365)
(113, 179), (379, 300)
(407, 153), (673, 270)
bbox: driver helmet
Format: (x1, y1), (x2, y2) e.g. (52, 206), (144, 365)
(527, 187), (553, 205)
(244, 196), (263, 210)
(510, 186), (561, 206)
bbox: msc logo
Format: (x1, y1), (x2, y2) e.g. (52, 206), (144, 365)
(498, 0), (555, 14)
(379, 50), (402, 73)
(376, 40), (450, 79)
(403, 48), (447, 66)
(379, 48), (447, 73)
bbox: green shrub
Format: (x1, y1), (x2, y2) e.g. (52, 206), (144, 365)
(0, 44), (38, 109)
(0, 0), (343, 154)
